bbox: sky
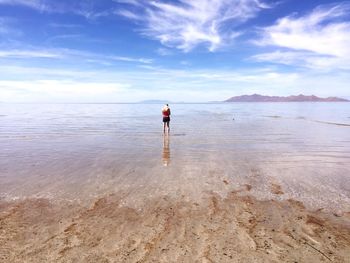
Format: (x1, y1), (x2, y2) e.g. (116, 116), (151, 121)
(0, 0), (349, 102)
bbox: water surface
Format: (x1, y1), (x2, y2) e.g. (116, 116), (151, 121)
(1, 103), (349, 211)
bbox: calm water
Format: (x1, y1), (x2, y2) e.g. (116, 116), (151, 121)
(1, 103), (350, 211)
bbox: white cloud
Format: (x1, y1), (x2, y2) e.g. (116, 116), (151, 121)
(0, 50), (62, 58)
(0, 0), (110, 19)
(156, 47), (174, 56)
(0, 0), (50, 13)
(115, 9), (142, 20)
(254, 2), (350, 70)
(252, 50), (350, 70)
(0, 65), (99, 79)
(117, 0), (270, 52)
(112, 0), (141, 6)
(0, 79), (128, 102)
(0, 47), (153, 64)
(0, 0), (40, 8)
(111, 56), (153, 64)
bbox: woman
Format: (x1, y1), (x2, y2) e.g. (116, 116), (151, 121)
(162, 104), (171, 133)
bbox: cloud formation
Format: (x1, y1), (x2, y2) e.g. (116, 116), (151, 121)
(0, 49), (62, 58)
(0, 79), (127, 102)
(0, 0), (107, 19)
(0, 47), (152, 65)
(1, 1), (349, 102)
(254, 2), (350, 70)
(0, 0), (52, 12)
(117, 0), (270, 52)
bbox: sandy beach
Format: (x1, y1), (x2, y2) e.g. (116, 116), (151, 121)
(1, 186), (350, 262)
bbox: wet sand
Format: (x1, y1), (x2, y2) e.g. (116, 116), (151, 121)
(1, 187), (350, 263)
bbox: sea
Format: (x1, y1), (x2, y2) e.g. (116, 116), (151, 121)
(1, 103), (350, 211)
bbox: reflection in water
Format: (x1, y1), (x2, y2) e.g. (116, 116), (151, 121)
(162, 134), (170, 166)
(1, 103), (350, 211)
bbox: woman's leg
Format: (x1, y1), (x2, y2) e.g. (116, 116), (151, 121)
(167, 121), (170, 133)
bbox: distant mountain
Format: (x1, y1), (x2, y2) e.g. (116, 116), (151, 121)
(225, 94), (349, 102)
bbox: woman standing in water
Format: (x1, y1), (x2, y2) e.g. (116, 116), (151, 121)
(162, 104), (171, 134)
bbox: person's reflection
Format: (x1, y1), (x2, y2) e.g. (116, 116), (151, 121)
(162, 134), (170, 166)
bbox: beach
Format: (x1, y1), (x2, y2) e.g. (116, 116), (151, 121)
(1, 103), (350, 262)
(1, 186), (350, 262)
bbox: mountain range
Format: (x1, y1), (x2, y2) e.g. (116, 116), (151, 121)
(225, 94), (349, 102)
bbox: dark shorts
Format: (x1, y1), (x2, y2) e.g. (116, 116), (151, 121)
(163, 117), (170, 123)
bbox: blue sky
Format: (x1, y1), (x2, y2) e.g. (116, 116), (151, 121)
(0, 0), (349, 102)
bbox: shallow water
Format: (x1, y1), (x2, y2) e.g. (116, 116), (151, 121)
(0, 103), (350, 211)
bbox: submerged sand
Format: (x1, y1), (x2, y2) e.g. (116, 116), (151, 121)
(1, 185), (350, 263)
